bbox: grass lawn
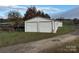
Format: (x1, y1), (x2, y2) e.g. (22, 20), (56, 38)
(0, 24), (76, 47)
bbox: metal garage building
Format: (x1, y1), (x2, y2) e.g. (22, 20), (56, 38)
(25, 17), (62, 33)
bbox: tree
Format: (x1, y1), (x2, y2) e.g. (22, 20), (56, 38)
(73, 18), (79, 25)
(56, 17), (65, 21)
(7, 11), (22, 31)
(23, 6), (37, 20)
(44, 14), (50, 18)
(8, 11), (22, 22)
(37, 10), (42, 16)
(23, 6), (50, 20)
(0, 18), (4, 23)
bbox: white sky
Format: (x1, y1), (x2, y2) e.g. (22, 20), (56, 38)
(0, 0), (79, 5)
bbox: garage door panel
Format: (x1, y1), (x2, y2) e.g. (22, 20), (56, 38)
(26, 23), (37, 32)
(39, 22), (52, 32)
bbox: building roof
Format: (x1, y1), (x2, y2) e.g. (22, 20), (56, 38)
(25, 16), (54, 22)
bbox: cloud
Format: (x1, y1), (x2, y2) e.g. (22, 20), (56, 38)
(37, 7), (63, 11)
(0, 5), (66, 18)
(36, 6), (65, 14)
(0, 5), (28, 17)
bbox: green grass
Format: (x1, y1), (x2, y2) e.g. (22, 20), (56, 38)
(57, 24), (75, 34)
(0, 24), (75, 47)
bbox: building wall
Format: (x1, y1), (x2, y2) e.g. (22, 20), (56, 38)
(38, 21), (52, 32)
(25, 21), (52, 33)
(25, 22), (38, 32)
(53, 21), (63, 33)
(25, 17), (63, 33)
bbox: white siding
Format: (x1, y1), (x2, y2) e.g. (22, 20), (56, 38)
(39, 22), (52, 32)
(25, 22), (37, 32)
(53, 21), (63, 33)
(25, 17), (63, 33)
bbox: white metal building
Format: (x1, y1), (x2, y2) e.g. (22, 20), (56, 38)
(25, 17), (62, 33)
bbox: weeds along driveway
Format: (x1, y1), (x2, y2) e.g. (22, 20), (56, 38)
(0, 31), (79, 53)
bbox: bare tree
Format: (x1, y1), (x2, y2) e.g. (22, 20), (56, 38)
(7, 11), (23, 31)
(8, 11), (22, 22)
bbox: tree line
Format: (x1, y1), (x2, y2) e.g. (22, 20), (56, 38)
(56, 18), (79, 25)
(0, 6), (51, 31)
(0, 6), (79, 25)
(7, 6), (50, 23)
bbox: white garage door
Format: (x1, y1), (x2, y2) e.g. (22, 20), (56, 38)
(25, 22), (37, 32)
(39, 22), (52, 32)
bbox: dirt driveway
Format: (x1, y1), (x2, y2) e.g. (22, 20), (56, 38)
(0, 31), (79, 53)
